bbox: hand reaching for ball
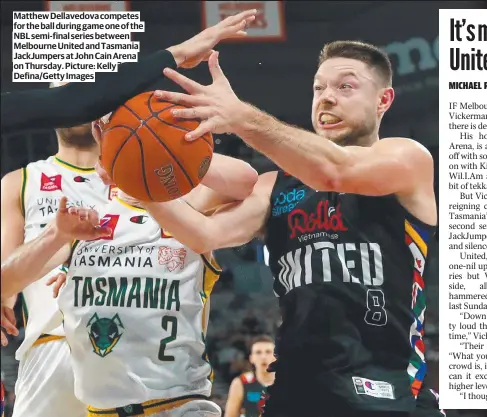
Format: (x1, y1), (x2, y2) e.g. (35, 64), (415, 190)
(155, 51), (247, 140)
(166, 9), (256, 69)
(55, 196), (112, 242)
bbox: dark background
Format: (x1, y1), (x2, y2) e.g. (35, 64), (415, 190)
(1, 1), (485, 416)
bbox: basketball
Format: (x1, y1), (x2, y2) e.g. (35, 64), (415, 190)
(97, 91), (213, 202)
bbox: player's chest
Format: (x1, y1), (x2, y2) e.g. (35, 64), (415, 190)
(268, 186), (395, 249)
(25, 173), (113, 222)
(72, 216), (199, 278)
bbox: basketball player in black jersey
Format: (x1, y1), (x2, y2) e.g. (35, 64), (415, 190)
(225, 335), (275, 417)
(102, 40), (438, 417)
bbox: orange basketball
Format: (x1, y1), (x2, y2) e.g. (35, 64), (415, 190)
(98, 91), (213, 202)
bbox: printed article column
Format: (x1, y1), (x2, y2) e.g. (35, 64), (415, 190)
(438, 8), (487, 410)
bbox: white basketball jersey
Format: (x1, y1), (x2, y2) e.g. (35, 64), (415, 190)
(16, 155), (114, 360)
(57, 197), (220, 409)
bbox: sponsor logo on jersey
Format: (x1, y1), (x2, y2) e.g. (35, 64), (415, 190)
(130, 215), (148, 224)
(288, 200), (347, 239)
(40, 173), (62, 191)
(161, 229), (173, 238)
(87, 313), (124, 358)
(108, 185), (118, 200)
(158, 246), (186, 272)
(247, 391), (262, 402)
(94, 214), (120, 240)
(272, 188), (306, 216)
(73, 175), (89, 183)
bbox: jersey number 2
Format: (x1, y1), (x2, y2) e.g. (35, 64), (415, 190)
(159, 316), (178, 361)
(364, 289), (387, 326)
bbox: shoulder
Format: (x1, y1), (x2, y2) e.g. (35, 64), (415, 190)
(1, 168), (24, 203)
(240, 371), (256, 384)
(376, 137), (433, 162)
(1, 168), (23, 189)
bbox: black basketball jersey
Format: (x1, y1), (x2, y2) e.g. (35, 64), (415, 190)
(264, 171), (436, 412)
(240, 372), (266, 417)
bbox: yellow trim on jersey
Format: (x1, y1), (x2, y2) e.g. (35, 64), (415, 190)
(20, 167), (28, 216)
(20, 293), (28, 328)
(32, 335), (65, 347)
(115, 196), (146, 212)
(405, 220), (427, 257)
(200, 253), (221, 302)
(53, 155), (96, 173)
(200, 253), (221, 334)
(87, 395), (208, 417)
(65, 239), (81, 269)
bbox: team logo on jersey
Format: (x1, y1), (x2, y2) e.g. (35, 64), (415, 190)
(40, 173), (62, 191)
(93, 214), (120, 240)
(87, 313), (124, 358)
(130, 215), (148, 224)
(158, 246), (187, 272)
(73, 175), (90, 183)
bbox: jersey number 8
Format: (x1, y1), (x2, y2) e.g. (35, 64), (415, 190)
(364, 289), (387, 326)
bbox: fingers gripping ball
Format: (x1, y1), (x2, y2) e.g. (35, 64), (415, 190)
(98, 92), (213, 202)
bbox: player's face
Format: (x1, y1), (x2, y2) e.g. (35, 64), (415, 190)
(311, 57), (390, 146)
(250, 342), (275, 372)
(57, 122), (96, 149)
(52, 81), (97, 149)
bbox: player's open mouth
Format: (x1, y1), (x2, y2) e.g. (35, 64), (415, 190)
(318, 112), (343, 128)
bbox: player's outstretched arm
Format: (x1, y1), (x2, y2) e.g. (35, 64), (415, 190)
(143, 172), (274, 254)
(1, 197), (111, 298)
(156, 52), (434, 198)
(224, 377), (245, 417)
(1, 169), (27, 340)
(1, 222), (72, 298)
(0, 10), (256, 135)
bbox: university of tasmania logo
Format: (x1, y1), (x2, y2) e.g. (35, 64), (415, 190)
(87, 313), (124, 358)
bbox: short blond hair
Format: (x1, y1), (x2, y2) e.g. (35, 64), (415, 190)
(318, 40), (393, 87)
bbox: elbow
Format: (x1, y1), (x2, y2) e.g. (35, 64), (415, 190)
(233, 164), (258, 200)
(313, 163), (343, 192)
(185, 224), (222, 255)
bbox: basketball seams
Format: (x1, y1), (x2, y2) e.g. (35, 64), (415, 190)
(104, 126), (135, 177)
(100, 92), (214, 202)
(121, 103), (196, 189)
(133, 132), (153, 201)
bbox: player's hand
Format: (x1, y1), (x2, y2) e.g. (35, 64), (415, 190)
(167, 10), (256, 69)
(46, 272), (67, 298)
(1, 303), (18, 347)
(155, 51), (246, 140)
(55, 196), (112, 241)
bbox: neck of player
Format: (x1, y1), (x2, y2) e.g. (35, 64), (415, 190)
(255, 368), (274, 386)
(57, 144), (99, 169)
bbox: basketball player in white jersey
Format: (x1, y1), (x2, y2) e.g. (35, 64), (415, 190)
(2, 152), (258, 416)
(1, 81), (111, 417)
